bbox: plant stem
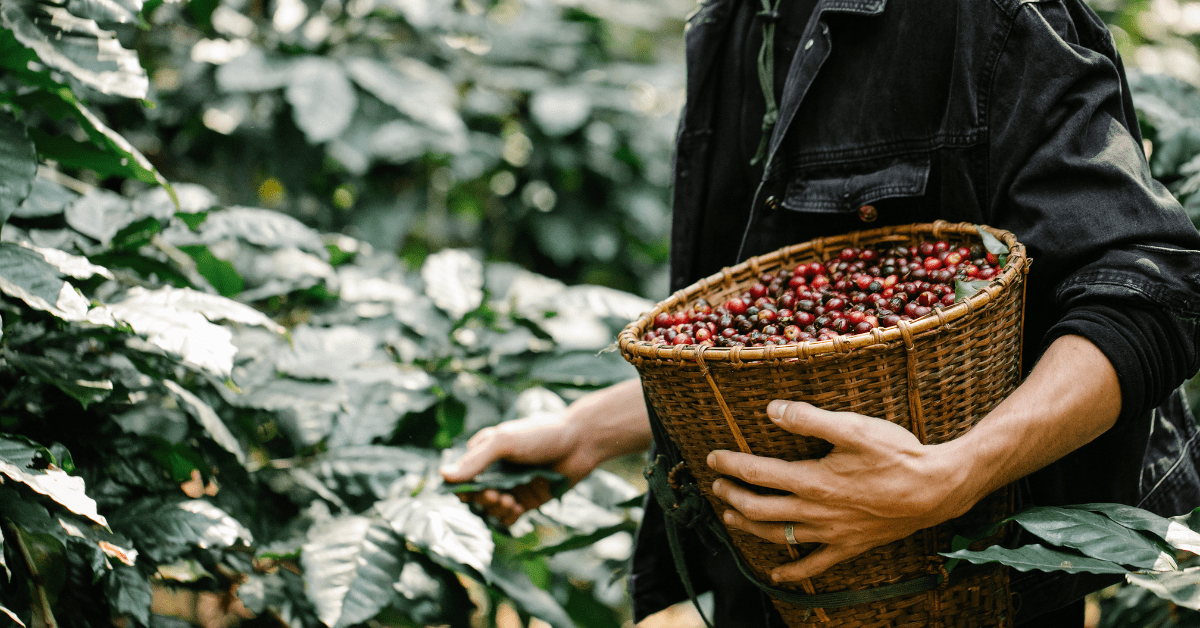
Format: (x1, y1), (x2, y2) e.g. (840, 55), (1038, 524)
(4, 522), (57, 628)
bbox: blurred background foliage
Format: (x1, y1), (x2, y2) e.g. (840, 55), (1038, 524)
(104, 0), (691, 299)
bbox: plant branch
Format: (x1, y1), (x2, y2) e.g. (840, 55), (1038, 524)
(4, 522), (57, 628)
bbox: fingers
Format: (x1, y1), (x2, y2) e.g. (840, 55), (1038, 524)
(770, 544), (865, 583)
(721, 509), (824, 546)
(711, 478), (821, 522)
(766, 400), (867, 449)
(441, 427), (505, 483)
(707, 450), (807, 493)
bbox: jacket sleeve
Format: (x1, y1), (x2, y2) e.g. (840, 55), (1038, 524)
(985, 0), (1200, 425)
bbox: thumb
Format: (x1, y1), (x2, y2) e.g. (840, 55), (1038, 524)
(765, 400), (866, 449)
(440, 427), (505, 483)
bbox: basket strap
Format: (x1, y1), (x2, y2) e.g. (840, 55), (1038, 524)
(897, 320), (928, 444)
(695, 347), (752, 455)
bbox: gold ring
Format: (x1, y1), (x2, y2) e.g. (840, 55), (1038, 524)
(784, 522), (798, 545)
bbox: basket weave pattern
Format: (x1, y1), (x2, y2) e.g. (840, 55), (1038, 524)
(620, 222), (1026, 628)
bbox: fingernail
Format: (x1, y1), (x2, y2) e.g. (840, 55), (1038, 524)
(707, 452), (716, 467)
(712, 479), (723, 492)
(723, 511), (733, 525)
(767, 400), (789, 419)
(771, 571), (782, 582)
(441, 463), (459, 474)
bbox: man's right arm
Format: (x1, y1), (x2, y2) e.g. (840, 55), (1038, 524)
(440, 378), (652, 525)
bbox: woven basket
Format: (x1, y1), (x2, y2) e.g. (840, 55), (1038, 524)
(619, 221), (1028, 628)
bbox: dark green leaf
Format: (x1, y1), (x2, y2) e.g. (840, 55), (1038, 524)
(109, 498), (225, 562)
(563, 583), (622, 628)
(1011, 507), (1176, 570)
(518, 521), (636, 558)
(443, 460), (569, 500)
(89, 251), (193, 288)
(162, 380), (246, 464)
(0, 436), (106, 526)
(1065, 503), (1200, 554)
(0, 487), (67, 542)
(177, 245), (244, 297)
(304, 446), (435, 506)
(377, 494), (494, 576)
(145, 439), (204, 483)
(301, 515), (406, 628)
(3, 350), (113, 408)
(0, 602), (22, 626)
(488, 564), (574, 628)
(176, 211), (209, 231)
(941, 543), (1129, 574)
(0, 111), (37, 230)
(391, 553), (474, 628)
(194, 207), (327, 256)
(0, 242), (93, 321)
(110, 216), (161, 251)
(0, 0), (147, 98)
(66, 0), (142, 25)
(15, 177), (77, 219)
(105, 564), (151, 626)
(975, 225), (1009, 267)
(1127, 567), (1200, 611)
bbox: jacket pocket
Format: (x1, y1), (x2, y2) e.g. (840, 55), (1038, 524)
(782, 153), (931, 214)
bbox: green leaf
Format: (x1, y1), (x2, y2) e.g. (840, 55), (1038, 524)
(0, 603), (23, 626)
(0, 487), (67, 542)
(301, 515), (406, 628)
(488, 564), (574, 628)
(563, 584), (622, 628)
(1065, 503), (1200, 555)
(518, 521), (636, 558)
(391, 553), (474, 628)
(0, 435), (107, 526)
(145, 439), (203, 483)
(1126, 567), (1200, 611)
(421, 249), (484, 320)
(109, 498), (248, 562)
(18, 91), (173, 200)
(162, 380), (246, 464)
(110, 216), (161, 251)
(304, 446), (436, 506)
(63, 188), (134, 246)
(15, 176), (78, 219)
(442, 460), (569, 500)
(105, 564), (151, 626)
(3, 350), (113, 408)
(1010, 506), (1177, 570)
(191, 207), (327, 256)
(433, 396), (465, 449)
(285, 57), (357, 144)
(0, 242), (94, 322)
(975, 225), (1008, 267)
(954, 278), (991, 302)
(0, 0), (148, 98)
(376, 494), (494, 576)
(941, 543), (1129, 574)
(65, 0), (143, 25)
(176, 210), (209, 231)
(177, 245), (244, 297)
(0, 111), (37, 230)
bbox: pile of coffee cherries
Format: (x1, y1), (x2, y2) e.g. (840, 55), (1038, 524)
(642, 241), (1004, 347)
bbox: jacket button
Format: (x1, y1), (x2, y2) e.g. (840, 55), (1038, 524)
(857, 204), (878, 222)
(765, 196), (779, 210)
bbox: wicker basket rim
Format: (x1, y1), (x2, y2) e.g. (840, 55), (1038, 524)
(618, 221), (1028, 364)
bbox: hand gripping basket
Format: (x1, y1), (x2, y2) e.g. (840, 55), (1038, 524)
(618, 222), (1028, 628)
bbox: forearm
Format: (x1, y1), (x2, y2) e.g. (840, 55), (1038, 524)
(941, 334), (1122, 512)
(568, 378), (654, 466)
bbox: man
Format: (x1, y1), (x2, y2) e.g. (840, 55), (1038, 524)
(443, 0), (1200, 624)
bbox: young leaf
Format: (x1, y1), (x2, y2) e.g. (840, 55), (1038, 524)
(176, 245), (245, 297)
(1126, 566), (1200, 611)
(941, 543), (1129, 574)
(954, 278), (991, 302)
(376, 494), (494, 576)
(0, 111), (37, 230)
(1010, 507), (1177, 570)
(0, 0), (148, 99)
(285, 57), (357, 144)
(301, 515), (406, 628)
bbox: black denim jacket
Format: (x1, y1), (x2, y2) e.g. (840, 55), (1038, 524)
(631, 0), (1200, 623)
